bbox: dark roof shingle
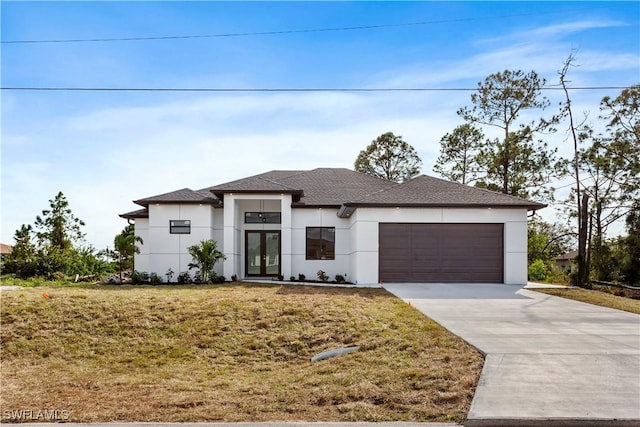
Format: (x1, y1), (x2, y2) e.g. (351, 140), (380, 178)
(134, 188), (220, 207)
(119, 208), (149, 219)
(122, 169), (545, 218)
(349, 175), (546, 210)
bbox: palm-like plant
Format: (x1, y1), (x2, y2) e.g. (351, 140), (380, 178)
(113, 224), (143, 283)
(188, 240), (226, 283)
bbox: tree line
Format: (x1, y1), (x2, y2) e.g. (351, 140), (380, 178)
(2, 192), (137, 280)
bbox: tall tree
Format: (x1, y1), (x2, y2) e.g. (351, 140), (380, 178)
(577, 85), (640, 281)
(433, 124), (484, 184)
(2, 225), (38, 278)
(34, 191), (85, 250)
(354, 132), (422, 182)
(188, 240), (226, 283)
(599, 84), (640, 198)
(621, 201), (640, 284)
(458, 70), (561, 200)
(558, 53), (590, 286)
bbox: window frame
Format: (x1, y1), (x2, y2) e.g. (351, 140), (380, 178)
(169, 220), (191, 234)
(305, 227), (336, 260)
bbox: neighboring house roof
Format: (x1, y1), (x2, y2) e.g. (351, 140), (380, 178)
(0, 243), (12, 255)
(556, 250), (579, 261)
(122, 168), (546, 218)
(134, 188), (220, 207)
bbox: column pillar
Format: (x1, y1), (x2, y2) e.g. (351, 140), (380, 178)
(223, 195), (237, 279)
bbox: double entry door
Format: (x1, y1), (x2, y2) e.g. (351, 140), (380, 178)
(245, 230), (281, 277)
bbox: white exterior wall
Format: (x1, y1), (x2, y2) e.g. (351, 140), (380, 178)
(133, 218), (149, 273)
(142, 204), (215, 279)
(349, 207), (529, 285)
(291, 208), (351, 282)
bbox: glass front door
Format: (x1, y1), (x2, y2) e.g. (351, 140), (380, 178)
(245, 231), (280, 277)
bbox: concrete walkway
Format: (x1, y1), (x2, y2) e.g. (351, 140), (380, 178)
(383, 283), (640, 427)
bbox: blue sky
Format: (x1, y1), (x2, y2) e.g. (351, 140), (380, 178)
(2, 1), (639, 251)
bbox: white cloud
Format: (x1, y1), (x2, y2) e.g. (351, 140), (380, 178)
(477, 19), (627, 45)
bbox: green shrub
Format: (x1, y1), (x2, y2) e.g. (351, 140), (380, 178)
(130, 270), (149, 285)
(210, 273), (225, 284)
(177, 271), (192, 284)
(149, 272), (163, 285)
(528, 260), (549, 281)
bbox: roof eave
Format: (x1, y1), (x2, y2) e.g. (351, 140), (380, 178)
(119, 212), (149, 219)
(211, 189), (304, 197)
(343, 202), (547, 211)
(291, 203), (342, 209)
(134, 200), (221, 207)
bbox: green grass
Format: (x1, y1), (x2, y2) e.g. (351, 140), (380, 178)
(1, 276), (87, 288)
(0, 284), (482, 423)
(534, 287), (640, 314)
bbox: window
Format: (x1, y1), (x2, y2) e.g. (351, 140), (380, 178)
(306, 227), (335, 260)
(170, 220), (191, 234)
(245, 212), (281, 224)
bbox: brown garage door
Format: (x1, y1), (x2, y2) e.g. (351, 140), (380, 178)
(379, 223), (504, 283)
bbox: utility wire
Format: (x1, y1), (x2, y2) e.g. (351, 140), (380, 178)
(0, 86), (633, 92)
(1, 4), (621, 44)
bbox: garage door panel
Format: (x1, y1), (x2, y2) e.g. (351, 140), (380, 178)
(379, 223), (504, 283)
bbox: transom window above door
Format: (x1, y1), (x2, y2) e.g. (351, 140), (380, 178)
(245, 212), (281, 224)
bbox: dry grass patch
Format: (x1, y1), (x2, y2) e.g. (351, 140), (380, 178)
(534, 287), (640, 314)
(1, 284), (482, 422)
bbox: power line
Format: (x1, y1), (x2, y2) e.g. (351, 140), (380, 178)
(0, 86), (633, 93)
(1, 4), (621, 44)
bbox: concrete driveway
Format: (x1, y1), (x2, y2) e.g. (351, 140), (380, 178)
(383, 283), (640, 426)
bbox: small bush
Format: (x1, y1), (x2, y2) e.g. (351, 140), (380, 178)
(528, 260), (549, 282)
(177, 271), (192, 284)
(335, 274), (346, 284)
(211, 273), (225, 284)
(317, 270), (329, 282)
(149, 272), (163, 285)
(231, 274), (238, 282)
(130, 271), (149, 285)
(298, 273), (306, 281)
(193, 271), (203, 284)
(289, 276), (296, 281)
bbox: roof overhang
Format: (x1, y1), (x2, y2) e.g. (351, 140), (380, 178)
(337, 202), (546, 217)
(211, 189), (303, 197)
(134, 200), (221, 208)
(119, 209), (149, 219)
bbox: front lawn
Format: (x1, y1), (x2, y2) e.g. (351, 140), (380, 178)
(0, 284), (482, 423)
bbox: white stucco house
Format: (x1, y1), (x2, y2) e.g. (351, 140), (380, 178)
(120, 168), (545, 285)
